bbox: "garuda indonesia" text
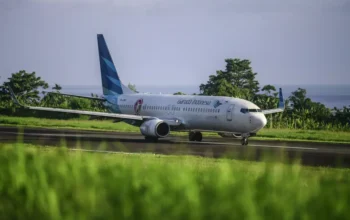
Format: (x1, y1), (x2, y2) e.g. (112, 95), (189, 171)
(177, 99), (211, 105)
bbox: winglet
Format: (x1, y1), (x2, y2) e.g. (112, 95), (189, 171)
(7, 86), (24, 107)
(278, 88), (285, 109)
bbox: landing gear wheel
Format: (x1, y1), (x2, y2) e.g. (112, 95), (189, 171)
(189, 131), (196, 141)
(189, 131), (203, 142)
(145, 136), (158, 142)
(241, 138), (248, 145)
(195, 132), (202, 142)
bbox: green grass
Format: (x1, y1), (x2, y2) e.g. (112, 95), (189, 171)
(0, 142), (350, 219)
(257, 129), (350, 143)
(1, 115), (350, 143)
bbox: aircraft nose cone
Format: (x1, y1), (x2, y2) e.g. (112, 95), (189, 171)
(254, 115), (267, 130)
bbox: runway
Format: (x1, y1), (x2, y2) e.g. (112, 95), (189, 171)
(1, 126), (350, 168)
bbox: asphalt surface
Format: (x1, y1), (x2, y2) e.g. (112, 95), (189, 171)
(1, 126), (350, 168)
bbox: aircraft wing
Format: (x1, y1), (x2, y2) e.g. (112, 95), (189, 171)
(262, 88), (285, 115)
(8, 87), (147, 121)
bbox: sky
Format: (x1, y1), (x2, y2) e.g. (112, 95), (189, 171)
(1, 0), (350, 88)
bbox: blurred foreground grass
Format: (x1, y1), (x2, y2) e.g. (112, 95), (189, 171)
(0, 142), (350, 219)
(1, 115), (350, 143)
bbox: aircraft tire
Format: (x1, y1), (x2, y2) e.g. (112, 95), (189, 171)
(241, 138), (248, 145)
(195, 132), (202, 142)
(189, 131), (196, 141)
(189, 131), (202, 142)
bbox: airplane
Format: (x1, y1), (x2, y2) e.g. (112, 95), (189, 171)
(8, 34), (285, 146)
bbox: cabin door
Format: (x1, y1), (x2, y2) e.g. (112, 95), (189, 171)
(226, 104), (234, 121)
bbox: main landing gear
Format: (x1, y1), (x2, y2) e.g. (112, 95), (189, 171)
(189, 131), (202, 142)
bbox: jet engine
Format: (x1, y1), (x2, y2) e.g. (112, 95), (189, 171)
(140, 119), (170, 138)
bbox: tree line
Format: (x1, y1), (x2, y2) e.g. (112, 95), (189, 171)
(1, 59), (349, 131)
(0, 71), (106, 120)
(173, 59), (349, 131)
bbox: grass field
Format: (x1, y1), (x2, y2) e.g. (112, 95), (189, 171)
(1, 116), (350, 143)
(0, 142), (349, 219)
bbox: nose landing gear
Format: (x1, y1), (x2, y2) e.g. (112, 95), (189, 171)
(240, 133), (254, 146)
(241, 137), (248, 145)
(189, 131), (202, 142)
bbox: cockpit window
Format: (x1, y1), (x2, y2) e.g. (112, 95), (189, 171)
(240, 108), (261, 113)
(248, 109), (262, 112)
(240, 108), (248, 113)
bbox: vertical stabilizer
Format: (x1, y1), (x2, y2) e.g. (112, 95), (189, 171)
(97, 34), (135, 95)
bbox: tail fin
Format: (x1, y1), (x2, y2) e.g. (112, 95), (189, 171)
(278, 88), (285, 109)
(97, 34), (135, 96)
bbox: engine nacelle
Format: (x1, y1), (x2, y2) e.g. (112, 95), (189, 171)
(140, 119), (170, 138)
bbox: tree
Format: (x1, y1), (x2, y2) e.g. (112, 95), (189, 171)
(252, 85), (279, 128)
(289, 88), (311, 111)
(199, 58), (260, 100)
(52, 84), (62, 91)
(0, 70), (49, 108)
(128, 83), (138, 93)
(40, 83), (66, 108)
(253, 85), (279, 109)
(261, 84), (277, 95)
(173, 92), (186, 95)
(286, 88), (333, 129)
(90, 93), (107, 112)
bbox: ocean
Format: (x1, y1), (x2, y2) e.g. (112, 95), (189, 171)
(59, 84), (350, 109)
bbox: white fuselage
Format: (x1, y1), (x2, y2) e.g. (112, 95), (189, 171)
(107, 93), (267, 134)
